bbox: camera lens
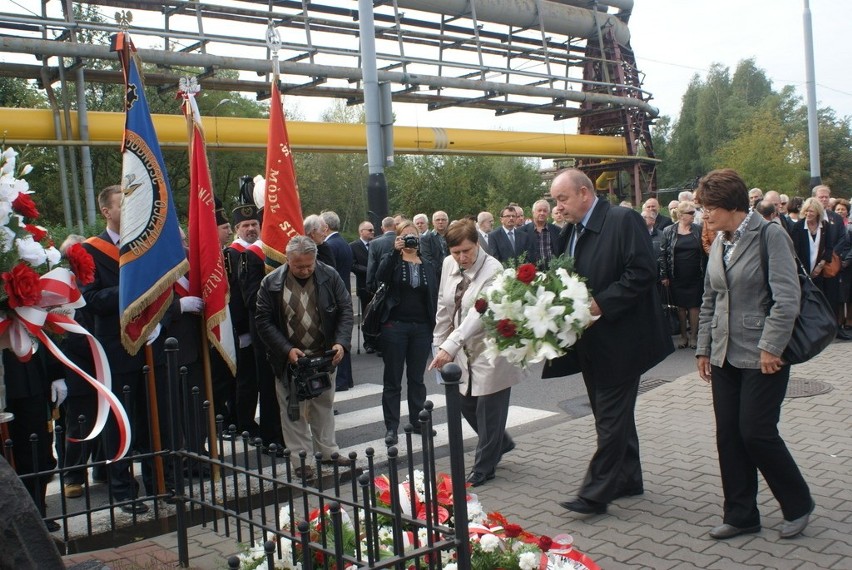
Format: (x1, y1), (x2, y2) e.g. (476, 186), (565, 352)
(404, 235), (419, 248)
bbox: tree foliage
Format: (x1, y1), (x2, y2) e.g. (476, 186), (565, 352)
(653, 58), (852, 196)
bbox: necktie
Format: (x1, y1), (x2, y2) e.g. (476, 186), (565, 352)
(508, 229), (515, 250)
(570, 223), (584, 256)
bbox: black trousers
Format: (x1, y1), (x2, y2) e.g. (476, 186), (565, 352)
(579, 375), (643, 504)
(7, 395), (55, 516)
(459, 386), (513, 476)
(63, 390), (103, 485)
(234, 344), (260, 435)
(380, 321), (430, 432)
(711, 361), (812, 526)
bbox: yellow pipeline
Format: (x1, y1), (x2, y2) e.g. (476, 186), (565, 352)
(0, 108), (628, 159)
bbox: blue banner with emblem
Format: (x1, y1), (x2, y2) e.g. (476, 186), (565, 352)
(113, 33), (188, 355)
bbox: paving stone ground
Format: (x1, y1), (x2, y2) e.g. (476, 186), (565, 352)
(63, 341), (852, 569)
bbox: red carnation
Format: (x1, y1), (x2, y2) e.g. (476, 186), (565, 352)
(504, 523), (523, 538)
(12, 193), (39, 219)
(2, 262), (43, 308)
(66, 243), (96, 286)
(516, 263), (536, 284)
(474, 298), (488, 314)
(25, 224), (48, 242)
(496, 319), (517, 338)
(538, 535), (553, 552)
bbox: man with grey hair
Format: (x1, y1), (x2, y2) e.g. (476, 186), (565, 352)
(255, 235), (354, 479)
(476, 211), (494, 251)
(413, 213), (429, 235)
(304, 214), (335, 269)
(420, 210), (450, 280)
(367, 216), (398, 292)
(519, 199), (563, 268)
(764, 191), (791, 232)
(321, 211), (355, 390)
(748, 188), (764, 208)
(778, 194), (790, 215)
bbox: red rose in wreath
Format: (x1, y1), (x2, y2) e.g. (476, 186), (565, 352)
(504, 523), (523, 538)
(12, 193), (39, 219)
(537, 535), (553, 552)
(66, 243), (96, 286)
(25, 224), (48, 242)
(515, 263), (536, 284)
(496, 319), (517, 338)
(2, 262), (43, 308)
(474, 298), (488, 314)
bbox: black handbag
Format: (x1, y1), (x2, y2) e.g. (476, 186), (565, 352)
(661, 285), (680, 336)
(361, 282), (388, 343)
(759, 224), (837, 364)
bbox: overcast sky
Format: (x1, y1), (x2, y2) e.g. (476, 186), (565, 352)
(332, 0), (852, 135)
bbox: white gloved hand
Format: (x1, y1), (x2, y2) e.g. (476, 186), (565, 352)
(180, 296), (204, 314)
(146, 323), (162, 345)
(238, 333), (252, 349)
(51, 379), (68, 407)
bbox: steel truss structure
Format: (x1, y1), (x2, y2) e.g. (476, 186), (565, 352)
(0, 0), (659, 198)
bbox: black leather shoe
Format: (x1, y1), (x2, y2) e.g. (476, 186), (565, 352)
(385, 430), (398, 445)
(500, 440), (516, 459)
(466, 471), (495, 487)
(709, 523), (761, 539)
(45, 520), (61, 532)
(118, 501), (150, 515)
(558, 497), (607, 515)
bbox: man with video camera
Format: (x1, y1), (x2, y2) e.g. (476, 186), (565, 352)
(255, 235), (354, 479)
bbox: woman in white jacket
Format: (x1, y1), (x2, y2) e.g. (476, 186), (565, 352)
(429, 220), (521, 487)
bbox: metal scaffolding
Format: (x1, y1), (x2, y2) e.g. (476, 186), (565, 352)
(0, 0), (659, 205)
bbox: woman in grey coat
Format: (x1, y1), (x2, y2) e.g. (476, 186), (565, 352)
(695, 169), (814, 541)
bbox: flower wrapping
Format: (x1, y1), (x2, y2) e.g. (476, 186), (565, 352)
(479, 256), (594, 367)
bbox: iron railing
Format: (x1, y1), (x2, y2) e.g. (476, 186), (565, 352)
(3, 339), (471, 569)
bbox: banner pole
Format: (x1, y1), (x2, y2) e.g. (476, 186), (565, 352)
(145, 345), (166, 496)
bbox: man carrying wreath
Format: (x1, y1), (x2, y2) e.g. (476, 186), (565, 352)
(544, 169), (674, 515)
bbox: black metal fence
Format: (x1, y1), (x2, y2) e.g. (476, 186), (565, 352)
(4, 339), (472, 569)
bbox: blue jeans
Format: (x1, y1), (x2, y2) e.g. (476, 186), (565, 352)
(380, 321), (431, 432)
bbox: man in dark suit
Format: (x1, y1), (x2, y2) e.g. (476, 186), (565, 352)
(643, 198), (673, 231)
(419, 210), (450, 280)
(519, 199), (564, 268)
(544, 169), (674, 515)
(322, 211), (355, 390)
(813, 184), (850, 323)
(224, 204), (261, 438)
(367, 216), (397, 292)
(82, 185), (179, 513)
(488, 205), (530, 264)
(350, 220), (375, 352)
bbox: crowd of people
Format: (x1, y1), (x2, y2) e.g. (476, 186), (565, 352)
(3, 168), (833, 544)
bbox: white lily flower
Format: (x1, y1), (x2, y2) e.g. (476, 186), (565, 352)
(17, 236), (47, 267)
(523, 288), (565, 338)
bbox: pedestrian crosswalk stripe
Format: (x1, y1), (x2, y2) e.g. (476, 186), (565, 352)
(334, 394), (449, 430)
(333, 383), (384, 402)
(338, 405), (558, 465)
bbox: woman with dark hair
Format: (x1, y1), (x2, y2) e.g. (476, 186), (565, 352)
(695, 169), (814, 541)
(658, 200), (706, 349)
(375, 220), (438, 444)
(428, 220), (520, 487)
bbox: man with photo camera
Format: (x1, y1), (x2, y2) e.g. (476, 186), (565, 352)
(255, 236), (354, 479)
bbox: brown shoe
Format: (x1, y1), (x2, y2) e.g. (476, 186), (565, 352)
(64, 483), (83, 499)
(294, 466), (315, 480)
(321, 456), (353, 468)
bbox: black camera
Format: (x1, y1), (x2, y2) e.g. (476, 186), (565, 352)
(403, 235), (419, 249)
(286, 350), (336, 421)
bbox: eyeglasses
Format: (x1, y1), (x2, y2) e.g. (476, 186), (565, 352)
(683, 211), (696, 215)
(363, 228), (375, 232)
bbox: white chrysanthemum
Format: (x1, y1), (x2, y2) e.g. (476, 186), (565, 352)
(17, 236), (47, 267)
(479, 533), (501, 553)
(45, 246), (61, 268)
(518, 551), (539, 570)
(522, 288), (566, 338)
(0, 225), (15, 253)
(0, 201), (13, 230)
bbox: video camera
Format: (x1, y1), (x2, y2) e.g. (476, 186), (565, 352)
(286, 349), (337, 421)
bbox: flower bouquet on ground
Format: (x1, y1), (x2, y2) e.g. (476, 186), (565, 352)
(237, 469), (599, 570)
(477, 255), (594, 367)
